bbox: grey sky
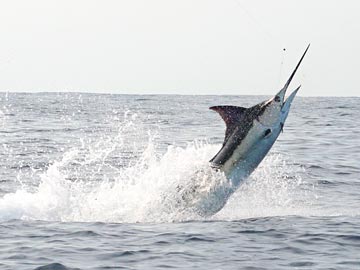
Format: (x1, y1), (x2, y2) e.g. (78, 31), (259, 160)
(0, 0), (359, 96)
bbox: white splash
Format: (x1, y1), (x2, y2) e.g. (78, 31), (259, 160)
(0, 139), (223, 222)
(214, 154), (314, 220)
(0, 114), (319, 223)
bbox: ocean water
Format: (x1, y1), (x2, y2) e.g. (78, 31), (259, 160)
(0, 93), (359, 269)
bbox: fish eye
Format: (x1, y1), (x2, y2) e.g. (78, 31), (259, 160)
(264, 129), (272, 137)
(275, 96), (281, 102)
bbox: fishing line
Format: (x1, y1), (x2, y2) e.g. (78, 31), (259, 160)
(232, 0), (278, 45)
(278, 47), (286, 88)
(231, 0), (287, 88)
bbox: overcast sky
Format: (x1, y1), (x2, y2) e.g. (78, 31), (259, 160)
(0, 0), (359, 96)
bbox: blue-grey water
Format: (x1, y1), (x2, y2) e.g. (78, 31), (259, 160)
(0, 93), (359, 269)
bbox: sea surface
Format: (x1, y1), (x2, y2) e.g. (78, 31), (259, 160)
(0, 93), (359, 269)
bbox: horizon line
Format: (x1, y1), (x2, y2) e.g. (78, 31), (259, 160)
(0, 90), (359, 98)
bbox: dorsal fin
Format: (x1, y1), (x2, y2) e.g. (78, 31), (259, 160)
(210, 105), (247, 142)
(210, 105), (247, 126)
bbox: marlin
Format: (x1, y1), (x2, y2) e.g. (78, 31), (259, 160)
(176, 45), (309, 217)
